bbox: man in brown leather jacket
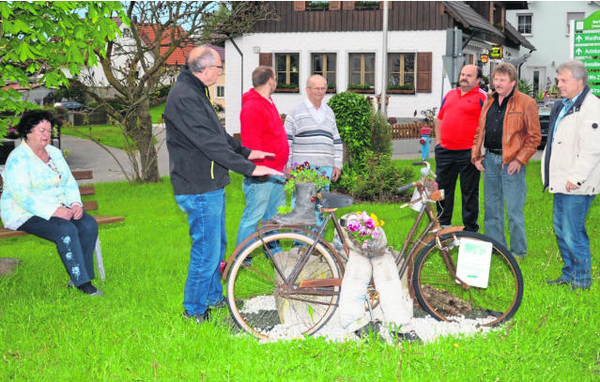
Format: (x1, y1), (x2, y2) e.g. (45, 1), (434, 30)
(472, 63), (541, 259)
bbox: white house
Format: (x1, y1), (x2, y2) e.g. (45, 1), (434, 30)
(224, 1), (534, 134)
(507, 1), (600, 94)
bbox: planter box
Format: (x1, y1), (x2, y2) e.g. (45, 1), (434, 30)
(326, 88), (337, 94)
(347, 88), (375, 94)
(275, 87), (299, 93)
(0, 140), (16, 165)
(387, 89), (415, 95)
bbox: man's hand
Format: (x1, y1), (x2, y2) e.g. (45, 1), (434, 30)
(331, 167), (341, 182)
(248, 150), (275, 160)
(252, 165), (284, 177)
(473, 159), (485, 172)
(52, 206), (74, 220)
(506, 160), (522, 176)
(565, 180), (580, 192)
(70, 204), (84, 220)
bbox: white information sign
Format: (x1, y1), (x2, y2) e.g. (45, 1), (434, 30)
(456, 239), (493, 288)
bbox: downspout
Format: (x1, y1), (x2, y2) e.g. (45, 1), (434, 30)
(227, 33), (244, 109)
(380, 0), (389, 116)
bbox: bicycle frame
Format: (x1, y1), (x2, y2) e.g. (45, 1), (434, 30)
(222, 161), (464, 300)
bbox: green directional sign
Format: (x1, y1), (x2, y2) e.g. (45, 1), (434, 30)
(574, 46), (600, 57)
(575, 10), (600, 32)
(589, 72), (600, 83)
(590, 85), (600, 96)
(574, 32), (600, 46)
(582, 59), (600, 70)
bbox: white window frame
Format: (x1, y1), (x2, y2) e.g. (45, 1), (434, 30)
(517, 13), (532, 36)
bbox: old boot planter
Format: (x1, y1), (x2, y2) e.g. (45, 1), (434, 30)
(273, 182), (317, 225)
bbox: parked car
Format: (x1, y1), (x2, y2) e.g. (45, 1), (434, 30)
(54, 101), (87, 111)
(537, 99), (557, 150)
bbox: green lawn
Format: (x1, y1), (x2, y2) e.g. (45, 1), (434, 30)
(60, 103), (165, 150)
(1, 160), (599, 380)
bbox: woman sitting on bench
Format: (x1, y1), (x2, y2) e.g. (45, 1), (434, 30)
(0, 110), (102, 296)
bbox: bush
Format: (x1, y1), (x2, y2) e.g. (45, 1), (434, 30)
(153, 84), (172, 100)
(333, 150), (412, 202)
(328, 91), (372, 168)
(370, 111), (392, 156)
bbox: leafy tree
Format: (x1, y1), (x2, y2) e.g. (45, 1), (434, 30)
(0, 2), (126, 135)
(69, 1), (278, 183)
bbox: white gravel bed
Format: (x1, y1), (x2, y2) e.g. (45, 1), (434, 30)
(239, 296), (496, 344)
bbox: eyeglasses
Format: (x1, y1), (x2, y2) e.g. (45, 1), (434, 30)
(308, 87), (327, 92)
(212, 65), (223, 69)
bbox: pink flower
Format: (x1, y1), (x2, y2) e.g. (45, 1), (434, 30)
(358, 226), (367, 236)
(347, 220), (360, 232)
(365, 219), (375, 229)
(372, 229), (380, 238)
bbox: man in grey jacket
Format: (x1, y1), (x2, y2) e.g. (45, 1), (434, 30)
(543, 60), (600, 290)
(164, 46), (282, 323)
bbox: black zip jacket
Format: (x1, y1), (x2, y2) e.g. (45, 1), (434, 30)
(164, 66), (255, 195)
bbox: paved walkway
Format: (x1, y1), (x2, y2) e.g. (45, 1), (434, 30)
(63, 124), (170, 183)
(59, 126), (542, 183)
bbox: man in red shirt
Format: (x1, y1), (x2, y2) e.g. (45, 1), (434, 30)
(434, 65), (487, 231)
(236, 66), (289, 256)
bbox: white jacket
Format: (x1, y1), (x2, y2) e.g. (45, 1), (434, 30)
(542, 88), (600, 195)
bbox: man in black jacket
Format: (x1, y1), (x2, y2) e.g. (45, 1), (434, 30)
(164, 46), (282, 323)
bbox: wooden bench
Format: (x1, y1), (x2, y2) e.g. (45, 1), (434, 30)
(0, 169), (124, 280)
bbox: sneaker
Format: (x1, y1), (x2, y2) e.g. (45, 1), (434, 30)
(183, 309), (211, 324)
(393, 329), (422, 343)
(546, 277), (569, 286)
(242, 256), (253, 266)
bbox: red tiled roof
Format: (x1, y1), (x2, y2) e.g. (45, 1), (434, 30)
(1, 83), (42, 91)
(138, 24), (195, 66)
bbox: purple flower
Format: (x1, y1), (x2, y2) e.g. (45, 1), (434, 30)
(347, 220), (360, 232)
(372, 229), (380, 238)
(365, 219), (375, 229)
(358, 226), (367, 236)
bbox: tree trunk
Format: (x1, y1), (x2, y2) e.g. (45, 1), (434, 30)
(126, 98), (161, 183)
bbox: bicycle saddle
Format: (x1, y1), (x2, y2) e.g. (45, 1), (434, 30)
(317, 192), (353, 208)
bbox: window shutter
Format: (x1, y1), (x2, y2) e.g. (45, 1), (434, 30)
(417, 52), (432, 93)
(293, 1), (305, 11)
(342, 1), (355, 10)
(329, 2), (341, 11)
(259, 53), (272, 67)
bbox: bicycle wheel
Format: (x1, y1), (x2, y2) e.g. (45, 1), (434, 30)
(413, 231), (523, 326)
(227, 232), (341, 340)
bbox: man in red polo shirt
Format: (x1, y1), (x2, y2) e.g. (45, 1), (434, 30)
(434, 64), (487, 231)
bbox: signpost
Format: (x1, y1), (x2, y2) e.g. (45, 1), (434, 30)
(574, 10), (600, 98)
(490, 45), (503, 59)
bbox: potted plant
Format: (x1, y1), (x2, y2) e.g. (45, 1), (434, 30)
(347, 84), (375, 94)
(326, 83), (337, 94)
(275, 161), (330, 221)
(275, 83), (299, 93)
(387, 84), (415, 94)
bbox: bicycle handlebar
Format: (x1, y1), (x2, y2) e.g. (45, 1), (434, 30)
(397, 183), (415, 193)
(412, 161), (425, 166)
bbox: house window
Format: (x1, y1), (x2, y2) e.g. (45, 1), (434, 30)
(216, 85), (225, 98)
(517, 14), (532, 35)
(387, 53), (415, 91)
(311, 53), (336, 89)
(348, 53), (375, 89)
(275, 53), (300, 90)
(123, 28), (131, 38)
(566, 12), (585, 36)
(305, 1), (329, 11)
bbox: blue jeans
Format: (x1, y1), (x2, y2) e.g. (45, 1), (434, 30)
(291, 166), (333, 228)
(236, 175), (285, 251)
(482, 153), (527, 257)
(553, 193), (595, 288)
(19, 212), (98, 287)
(175, 189), (226, 315)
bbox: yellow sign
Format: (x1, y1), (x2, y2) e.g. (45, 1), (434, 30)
(490, 46), (503, 59)
(480, 54), (489, 63)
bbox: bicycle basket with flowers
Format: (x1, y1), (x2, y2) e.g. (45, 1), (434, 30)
(339, 211), (388, 258)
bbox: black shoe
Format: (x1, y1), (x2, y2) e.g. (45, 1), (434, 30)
(546, 277), (569, 286)
(184, 309), (211, 324)
(354, 320), (382, 337)
(393, 329), (422, 343)
(77, 282), (104, 296)
(209, 297), (227, 309)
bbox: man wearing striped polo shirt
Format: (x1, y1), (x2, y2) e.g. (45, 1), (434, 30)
(435, 64), (487, 232)
(284, 74), (343, 225)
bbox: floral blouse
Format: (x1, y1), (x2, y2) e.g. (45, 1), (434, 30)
(1, 141), (81, 230)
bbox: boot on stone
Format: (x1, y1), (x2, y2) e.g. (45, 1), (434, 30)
(273, 182), (317, 225)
